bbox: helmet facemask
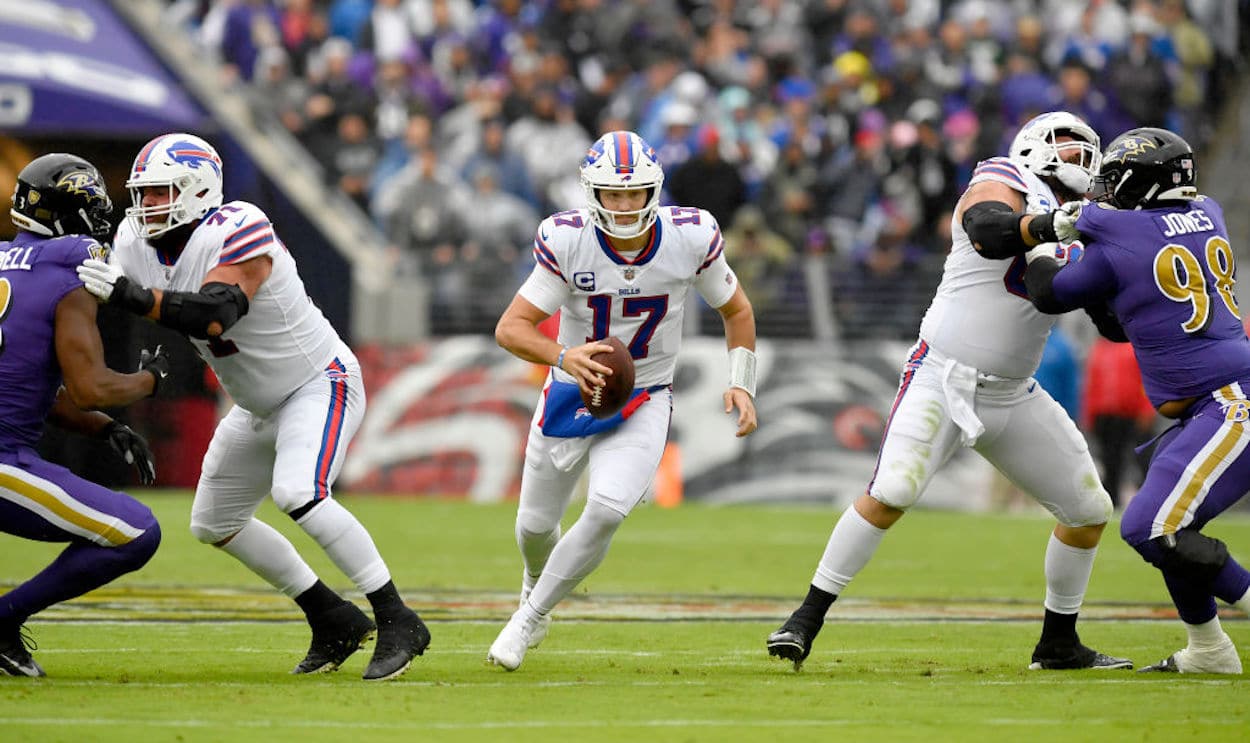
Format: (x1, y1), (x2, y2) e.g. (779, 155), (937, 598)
(1009, 112), (1101, 196)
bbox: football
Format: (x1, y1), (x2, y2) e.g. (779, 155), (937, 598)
(582, 336), (635, 419)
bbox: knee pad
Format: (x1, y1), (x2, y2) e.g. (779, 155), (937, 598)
(1149, 530), (1229, 584)
(868, 471), (921, 511)
(580, 499), (628, 539)
(1054, 485), (1113, 528)
(271, 485), (319, 520)
(189, 519), (240, 545)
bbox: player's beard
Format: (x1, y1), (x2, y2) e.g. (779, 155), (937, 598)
(149, 221), (196, 256)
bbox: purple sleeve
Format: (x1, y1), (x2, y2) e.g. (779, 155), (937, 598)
(1051, 242), (1118, 308)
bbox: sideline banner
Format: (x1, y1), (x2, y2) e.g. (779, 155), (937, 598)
(0, 0), (205, 134)
(344, 338), (995, 510)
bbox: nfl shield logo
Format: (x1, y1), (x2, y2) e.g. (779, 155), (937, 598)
(622, 266), (636, 281)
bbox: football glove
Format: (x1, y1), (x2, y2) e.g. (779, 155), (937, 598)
(138, 345), (171, 397)
(1052, 201), (1083, 244)
(77, 258), (156, 315)
(100, 421), (156, 485)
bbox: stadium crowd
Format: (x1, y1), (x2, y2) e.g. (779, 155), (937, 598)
(165, 0), (1243, 338)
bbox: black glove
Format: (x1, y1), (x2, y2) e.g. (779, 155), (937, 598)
(100, 421), (156, 485)
(138, 345), (171, 397)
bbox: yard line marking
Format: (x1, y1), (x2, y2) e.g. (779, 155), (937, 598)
(5, 715), (1241, 730)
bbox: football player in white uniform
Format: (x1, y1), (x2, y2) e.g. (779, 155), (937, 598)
(487, 130), (758, 670)
(767, 112), (1132, 671)
(76, 134), (428, 681)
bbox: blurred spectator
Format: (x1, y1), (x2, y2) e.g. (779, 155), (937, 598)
(359, 0), (416, 63)
(1047, 57), (1130, 145)
(830, 203), (933, 340)
(302, 37), (375, 165)
(668, 125), (747, 229)
(215, 0), (281, 83)
(504, 86), (591, 213)
(759, 135), (820, 251)
(1158, 0), (1216, 147)
(1106, 13), (1173, 130)
(251, 46), (310, 136)
(895, 99), (959, 253)
(1083, 337), (1157, 508)
(723, 204), (795, 323)
(384, 147), (471, 277)
(327, 111), (381, 211)
(820, 126), (890, 254)
(459, 118), (539, 210)
(458, 162), (540, 330)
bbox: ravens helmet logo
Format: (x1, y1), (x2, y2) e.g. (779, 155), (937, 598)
(1105, 135), (1158, 164)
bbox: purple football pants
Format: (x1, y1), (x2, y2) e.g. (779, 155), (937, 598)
(1120, 394), (1250, 624)
(0, 447), (160, 626)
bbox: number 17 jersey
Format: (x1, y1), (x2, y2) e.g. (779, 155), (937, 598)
(517, 207), (739, 388)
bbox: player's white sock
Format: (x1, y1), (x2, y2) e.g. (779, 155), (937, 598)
(526, 501), (624, 615)
(1043, 533), (1096, 614)
(1185, 615), (1229, 650)
(219, 518), (318, 598)
(811, 505), (887, 595)
(297, 499), (391, 595)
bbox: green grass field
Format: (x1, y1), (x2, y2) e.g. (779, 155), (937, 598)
(2, 493), (1248, 742)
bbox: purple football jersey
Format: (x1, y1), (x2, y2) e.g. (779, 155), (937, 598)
(0, 232), (98, 449)
(1052, 197), (1250, 406)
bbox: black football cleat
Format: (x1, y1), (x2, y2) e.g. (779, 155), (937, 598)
(766, 614), (823, 671)
(363, 606), (430, 681)
(1029, 640), (1133, 670)
(0, 625), (46, 678)
(292, 603), (376, 674)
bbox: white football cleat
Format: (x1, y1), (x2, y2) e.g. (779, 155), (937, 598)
(487, 608), (543, 671)
(1140, 635), (1243, 674)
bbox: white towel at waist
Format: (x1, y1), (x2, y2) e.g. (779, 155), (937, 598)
(941, 357), (984, 447)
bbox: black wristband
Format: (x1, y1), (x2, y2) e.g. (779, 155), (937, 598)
(1026, 211), (1058, 244)
(112, 275), (156, 315)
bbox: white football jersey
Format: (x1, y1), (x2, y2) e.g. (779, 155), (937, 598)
(111, 200), (342, 416)
(517, 206), (739, 387)
(918, 157), (1063, 378)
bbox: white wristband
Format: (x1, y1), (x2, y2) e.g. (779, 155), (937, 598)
(728, 346), (757, 398)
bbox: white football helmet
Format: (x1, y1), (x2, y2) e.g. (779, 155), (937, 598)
(1008, 111), (1101, 196)
(125, 133), (224, 238)
(580, 131), (664, 239)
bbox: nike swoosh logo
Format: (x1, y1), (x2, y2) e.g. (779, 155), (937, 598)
(234, 216), (246, 227)
(1027, 382), (1037, 393)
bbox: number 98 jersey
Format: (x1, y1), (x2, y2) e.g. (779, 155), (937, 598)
(518, 206), (739, 387)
